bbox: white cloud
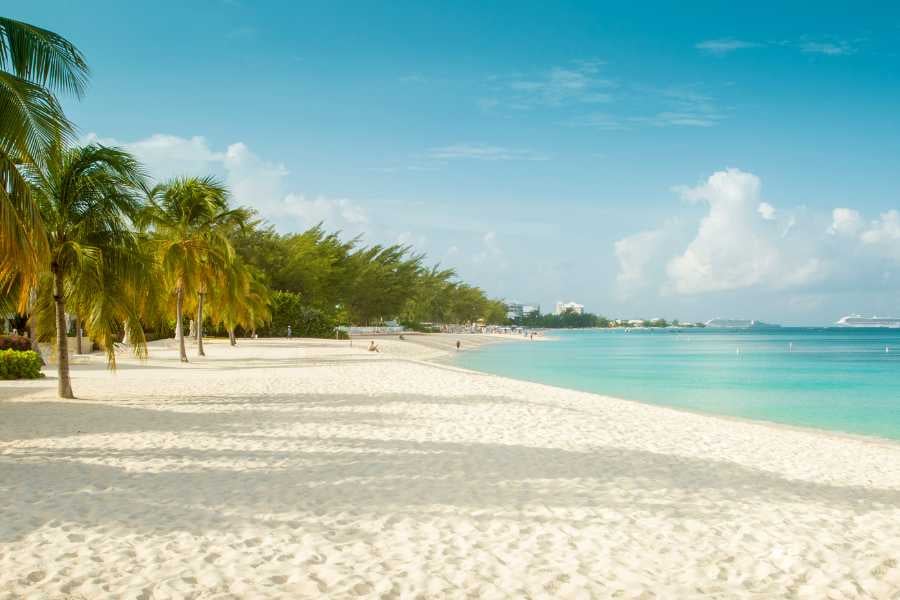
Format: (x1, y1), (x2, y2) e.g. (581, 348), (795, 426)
(498, 60), (613, 108)
(860, 210), (900, 244)
(427, 143), (549, 161)
(859, 210), (900, 261)
(84, 133), (225, 180)
(85, 132), (368, 235)
(696, 38), (856, 58)
(614, 229), (668, 299)
(695, 39), (762, 55)
(276, 194), (369, 236)
(666, 169), (828, 294)
(829, 208), (863, 236)
(799, 41), (854, 56)
(614, 169), (900, 301)
(758, 202), (776, 220)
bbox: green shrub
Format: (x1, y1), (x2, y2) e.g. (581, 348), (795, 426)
(0, 349), (44, 379)
(258, 290), (337, 338)
(0, 335), (32, 351)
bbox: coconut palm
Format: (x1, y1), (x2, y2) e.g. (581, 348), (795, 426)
(0, 17), (88, 311)
(140, 177), (247, 362)
(208, 259), (270, 346)
(25, 140), (147, 398)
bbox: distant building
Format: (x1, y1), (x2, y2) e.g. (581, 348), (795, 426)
(506, 301), (541, 320)
(554, 301), (584, 315)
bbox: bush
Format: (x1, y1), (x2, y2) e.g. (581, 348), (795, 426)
(258, 290), (337, 338)
(0, 349), (44, 379)
(0, 335), (32, 351)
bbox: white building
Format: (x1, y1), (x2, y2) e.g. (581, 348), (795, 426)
(505, 301), (541, 320)
(554, 301), (584, 315)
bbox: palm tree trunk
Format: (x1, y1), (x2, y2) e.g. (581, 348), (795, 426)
(74, 315), (82, 354)
(122, 319), (130, 346)
(175, 287), (188, 362)
(196, 291), (205, 356)
(53, 267), (74, 398)
(228, 328), (236, 346)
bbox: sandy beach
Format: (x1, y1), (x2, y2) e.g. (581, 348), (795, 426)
(2, 335), (900, 599)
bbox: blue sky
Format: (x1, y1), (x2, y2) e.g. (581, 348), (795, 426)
(14, 1), (900, 324)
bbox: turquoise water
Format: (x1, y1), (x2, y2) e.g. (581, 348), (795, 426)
(451, 329), (900, 440)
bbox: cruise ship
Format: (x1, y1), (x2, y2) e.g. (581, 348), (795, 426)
(835, 314), (900, 328)
(704, 319), (781, 329)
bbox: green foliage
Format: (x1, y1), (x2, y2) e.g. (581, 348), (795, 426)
(233, 223), (510, 331)
(258, 290), (335, 338)
(516, 310), (609, 329)
(0, 17), (89, 311)
(0, 349), (43, 379)
(26, 140), (150, 367)
(0, 334), (31, 351)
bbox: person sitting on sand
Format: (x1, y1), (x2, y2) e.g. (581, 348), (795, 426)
(368, 341), (380, 352)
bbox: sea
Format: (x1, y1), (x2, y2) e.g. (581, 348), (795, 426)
(450, 328), (900, 441)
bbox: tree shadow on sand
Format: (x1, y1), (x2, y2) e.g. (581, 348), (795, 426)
(2, 392), (899, 544)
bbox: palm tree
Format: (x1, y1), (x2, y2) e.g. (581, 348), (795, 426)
(208, 259), (270, 346)
(25, 140), (147, 398)
(0, 17), (88, 311)
(140, 177), (246, 362)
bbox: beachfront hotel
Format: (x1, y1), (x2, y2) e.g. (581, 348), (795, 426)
(554, 301), (585, 315)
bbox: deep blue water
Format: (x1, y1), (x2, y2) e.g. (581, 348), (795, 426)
(450, 328), (900, 440)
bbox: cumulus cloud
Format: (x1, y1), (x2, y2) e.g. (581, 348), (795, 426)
(860, 210), (900, 246)
(84, 132), (368, 235)
(615, 169), (900, 300)
(757, 202), (776, 220)
(614, 221), (686, 299)
(665, 169), (828, 294)
(829, 208), (863, 237)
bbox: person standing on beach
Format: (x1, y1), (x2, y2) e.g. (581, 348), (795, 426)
(456, 340), (461, 351)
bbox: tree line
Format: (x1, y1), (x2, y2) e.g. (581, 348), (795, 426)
(513, 310), (611, 329)
(0, 17), (506, 398)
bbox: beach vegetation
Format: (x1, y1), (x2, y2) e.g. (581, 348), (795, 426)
(0, 15), (510, 399)
(515, 310), (610, 329)
(0, 17), (88, 312)
(139, 176), (251, 362)
(25, 139), (149, 397)
(0, 349), (43, 379)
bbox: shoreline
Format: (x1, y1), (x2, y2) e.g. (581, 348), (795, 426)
(426, 331), (900, 448)
(2, 336), (899, 597)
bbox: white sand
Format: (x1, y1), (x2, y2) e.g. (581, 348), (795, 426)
(1, 336), (899, 599)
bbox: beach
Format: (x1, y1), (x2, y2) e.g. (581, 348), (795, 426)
(2, 335), (900, 599)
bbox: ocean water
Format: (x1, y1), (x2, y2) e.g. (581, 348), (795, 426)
(450, 328), (900, 441)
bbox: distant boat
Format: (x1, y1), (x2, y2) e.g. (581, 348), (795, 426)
(704, 318), (781, 329)
(835, 314), (900, 328)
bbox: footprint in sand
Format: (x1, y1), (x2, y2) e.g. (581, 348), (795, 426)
(26, 570), (46, 584)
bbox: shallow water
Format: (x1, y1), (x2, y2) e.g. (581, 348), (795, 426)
(450, 328), (900, 440)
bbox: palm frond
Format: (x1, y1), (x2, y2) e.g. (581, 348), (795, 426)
(0, 17), (88, 98)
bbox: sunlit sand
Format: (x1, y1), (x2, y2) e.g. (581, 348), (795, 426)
(2, 336), (899, 598)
